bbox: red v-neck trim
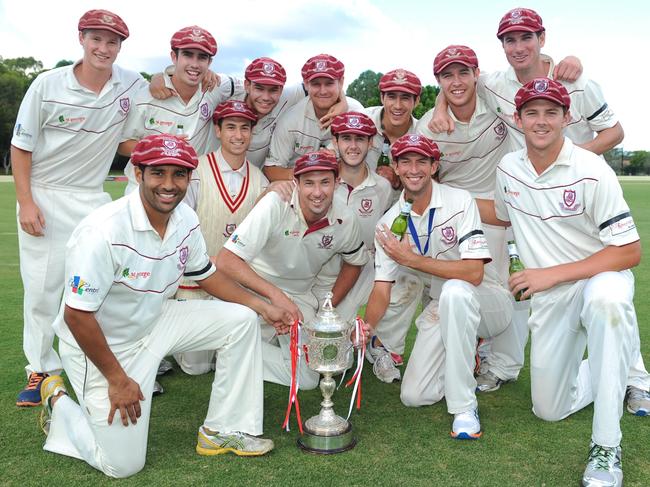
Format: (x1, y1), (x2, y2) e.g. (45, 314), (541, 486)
(207, 152), (250, 213)
(303, 217), (332, 237)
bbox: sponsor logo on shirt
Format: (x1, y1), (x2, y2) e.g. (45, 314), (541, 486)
(358, 198), (374, 216)
(295, 142), (315, 153)
(440, 226), (457, 244)
(503, 186), (520, 198)
(610, 217), (636, 236)
(121, 267), (151, 280)
(318, 235), (334, 249)
(68, 275), (99, 295)
(14, 123), (32, 139)
(559, 188), (581, 212)
(223, 223), (236, 238)
(468, 236), (488, 251)
(231, 234), (246, 247)
(147, 118), (175, 129)
(284, 229), (301, 237)
(57, 114), (86, 125)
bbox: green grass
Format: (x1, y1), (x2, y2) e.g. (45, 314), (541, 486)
(1, 181), (649, 486)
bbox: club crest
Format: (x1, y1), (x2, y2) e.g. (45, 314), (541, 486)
(533, 78), (549, 93)
(318, 235), (334, 249)
(179, 246), (189, 265)
(100, 14), (116, 26)
(316, 60), (327, 71)
(200, 102), (209, 119)
(392, 69), (407, 83)
(359, 198), (373, 215)
(563, 189), (576, 207)
(408, 134), (421, 144)
(347, 116), (361, 128)
(263, 62), (275, 74)
(494, 121), (506, 137)
(162, 138), (181, 157)
(441, 226), (456, 243)
(233, 101), (245, 111)
(446, 47), (460, 58)
(223, 223), (236, 238)
(119, 97), (130, 113)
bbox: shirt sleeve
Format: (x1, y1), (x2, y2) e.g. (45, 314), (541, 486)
(338, 217), (370, 267)
(11, 76), (44, 152)
(63, 225), (116, 312)
(577, 79), (618, 132)
(264, 110), (297, 168)
(182, 216), (216, 281)
(457, 197), (491, 261)
(223, 192), (281, 261)
(208, 75), (245, 104)
(590, 165), (639, 247)
(120, 87), (148, 142)
(346, 96), (364, 112)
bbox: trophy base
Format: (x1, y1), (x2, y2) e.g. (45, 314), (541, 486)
(297, 423), (356, 454)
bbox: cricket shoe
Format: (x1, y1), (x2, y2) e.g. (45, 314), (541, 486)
(157, 358), (174, 376)
(17, 372), (49, 407)
(581, 442), (622, 487)
(451, 408), (482, 440)
(39, 375), (67, 435)
(475, 370), (508, 393)
(625, 385), (649, 416)
(153, 381), (164, 396)
(365, 336), (400, 383)
(196, 426), (274, 456)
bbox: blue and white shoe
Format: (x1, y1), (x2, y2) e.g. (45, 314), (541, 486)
(625, 386), (649, 416)
(17, 372), (49, 407)
(451, 408), (482, 440)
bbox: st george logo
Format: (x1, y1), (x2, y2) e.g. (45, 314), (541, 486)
(200, 102), (210, 120)
(178, 246), (189, 265)
(119, 98), (130, 113)
(319, 235), (334, 249)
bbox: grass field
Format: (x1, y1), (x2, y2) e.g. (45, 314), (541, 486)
(0, 180), (648, 486)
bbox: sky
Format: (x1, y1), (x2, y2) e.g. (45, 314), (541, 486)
(1, 0), (648, 150)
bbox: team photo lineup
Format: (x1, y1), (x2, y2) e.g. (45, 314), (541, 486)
(8, 5), (650, 486)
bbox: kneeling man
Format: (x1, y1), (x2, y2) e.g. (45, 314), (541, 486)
(40, 135), (289, 478)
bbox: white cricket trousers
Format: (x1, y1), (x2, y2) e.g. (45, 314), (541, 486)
(44, 299), (263, 478)
(400, 279), (513, 413)
(529, 271), (638, 447)
(18, 183), (111, 376)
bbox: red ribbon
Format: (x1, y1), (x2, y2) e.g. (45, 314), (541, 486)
(345, 317), (366, 416)
(282, 320), (304, 434)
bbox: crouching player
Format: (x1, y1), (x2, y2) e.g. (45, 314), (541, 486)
(39, 135), (289, 477)
(494, 78), (646, 487)
(364, 134), (514, 439)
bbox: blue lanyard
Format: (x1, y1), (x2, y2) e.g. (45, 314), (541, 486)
(407, 208), (435, 255)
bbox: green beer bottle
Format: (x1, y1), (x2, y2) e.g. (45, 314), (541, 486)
(176, 123), (185, 137)
(377, 140), (390, 167)
(390, 199), (413, 240)
(507, 240), (530, 301)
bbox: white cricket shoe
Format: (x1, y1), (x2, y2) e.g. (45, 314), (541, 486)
(625, 385), (649, 416)
(365, 337), (400, 383)
(196, 426), (274, 457)
(451, 408), (482, 440)
(581, 442), (622, 487)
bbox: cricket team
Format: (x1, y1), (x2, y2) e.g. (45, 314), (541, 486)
(10, 7), (649, 486)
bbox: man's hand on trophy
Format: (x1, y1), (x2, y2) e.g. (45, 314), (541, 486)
(351, 318), (372, 348)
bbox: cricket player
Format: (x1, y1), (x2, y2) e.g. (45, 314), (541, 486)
(365, 69), (421, 190)
(38, 134), (289, 477)
(11, 9), (147, 406)
(173, 100), (277, 374)
(493, 77), (643, 487)
(217, 150), (370, 389)
(121, 25), (244, 193)
(364, 133), (514, 439)
(311, 111), (392, 322)
(263, 54), (364, 181)
(417, 45), (523, 391)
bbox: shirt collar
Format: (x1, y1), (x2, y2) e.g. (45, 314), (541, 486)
(216, 147), (248, 175)
(339, 164), (377, 191)
(67, 59), (121, 93)
(290, 187), (340, 231)
(398, 183), (443, 216)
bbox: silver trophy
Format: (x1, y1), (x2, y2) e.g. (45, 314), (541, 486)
(298, 293), (356, 454)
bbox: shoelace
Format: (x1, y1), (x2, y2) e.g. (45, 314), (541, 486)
(26, 373), (45, 390)
(588, 444), (617, 471)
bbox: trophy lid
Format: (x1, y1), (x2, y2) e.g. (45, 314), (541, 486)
(304, 292), (351, 333)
